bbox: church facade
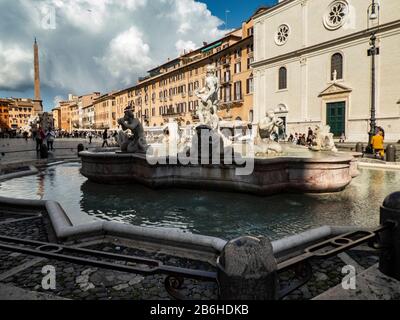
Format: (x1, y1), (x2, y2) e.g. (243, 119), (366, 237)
(252, 0), (400, 142)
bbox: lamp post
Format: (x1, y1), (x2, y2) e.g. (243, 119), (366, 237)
(366, 0), (380, 154)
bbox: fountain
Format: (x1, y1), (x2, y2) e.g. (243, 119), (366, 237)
(80, 65), (359, 196)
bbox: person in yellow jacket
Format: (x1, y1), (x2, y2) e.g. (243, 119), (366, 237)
(371, 130), (385, 159)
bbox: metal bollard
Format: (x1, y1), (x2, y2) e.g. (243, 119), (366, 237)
(217, 236), (279, 300)
(386, 144), (397, 162)
(355, 142), (364, 153)
(379, 192), (400, 280)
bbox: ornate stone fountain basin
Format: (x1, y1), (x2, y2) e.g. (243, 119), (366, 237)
(79, 150), (359, 196)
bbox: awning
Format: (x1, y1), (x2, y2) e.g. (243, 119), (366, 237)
(201, 41), (222, 53)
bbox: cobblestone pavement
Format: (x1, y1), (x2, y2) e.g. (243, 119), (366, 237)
(280, 247), (379, 300)
(0, 211), (382, 300)
(0, 213), (218, 300)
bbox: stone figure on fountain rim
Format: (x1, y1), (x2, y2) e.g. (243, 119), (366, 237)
(253, 109), (284, 156)
(116, 106), (148, 153)
(309, 124), (338, 153)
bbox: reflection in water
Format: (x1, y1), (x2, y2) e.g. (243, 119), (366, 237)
(0, 163), (399, 240)
(37, 173), (45, 199)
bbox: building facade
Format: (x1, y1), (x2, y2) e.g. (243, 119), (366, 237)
(6, 98), (36, 130)
(111, 12), (264, 129)
(77, 92), (101, 129)
(52, 107), (61, 130)
(93, 93), (116, 130)
(57, 94), (79, 132)
(253, 0), (400, 142)
(82, 105), (95, 129)
(0, 99), (10, 130)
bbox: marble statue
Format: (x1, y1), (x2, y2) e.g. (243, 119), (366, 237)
(310, 125), (338, 152)
(253, 110), (284, 156)
(21, 115), (40, 136)
(116, 107), (148, 153)
(194, 65), (220, 130)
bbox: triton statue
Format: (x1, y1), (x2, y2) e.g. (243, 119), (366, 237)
(254, 110), (284, 156)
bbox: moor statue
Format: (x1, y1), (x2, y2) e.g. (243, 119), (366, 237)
(116, 107), (148, 153)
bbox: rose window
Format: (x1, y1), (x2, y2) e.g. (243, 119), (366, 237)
(275, 24), (290, 46)
(324, 1), (349, 30)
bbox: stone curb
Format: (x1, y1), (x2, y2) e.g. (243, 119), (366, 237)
(0, 195), (226, 255)
(0, 166), (38, 182)
(357, 162), (400, 171)
(0, 194), (367, 257)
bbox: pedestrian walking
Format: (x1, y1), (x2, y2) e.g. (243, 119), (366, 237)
(371, 129), (385, 160)
(36, 127), (44, 152)
(102, 129), (109, 148)
(46, 128), (56, 151)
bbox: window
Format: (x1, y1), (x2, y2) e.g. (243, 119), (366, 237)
(235, 49), (241, 58)
(247, 57), (254, 70)
(324, 0), (349, 30)
(278, 67), (287, 90)
(235, 62), (241, 74)
(275, 24), (290, 46)
(224, 70), (231, 82)
(247, 27), (254, 37)
(224, 85), (231, 102)
(331, 53), (343, 80)
(246, 78), (254, 94)
(234, 81), (242, 101)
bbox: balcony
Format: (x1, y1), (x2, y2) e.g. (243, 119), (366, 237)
(181, 92), (186, 98)
(220, 78), (231, 86)
(219, 97), (243, 110)
(222, 59), (231, 67)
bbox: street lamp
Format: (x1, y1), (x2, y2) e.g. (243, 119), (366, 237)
(366, 0), (380, 154)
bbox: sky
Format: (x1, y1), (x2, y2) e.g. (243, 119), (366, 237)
(0, 0), (277, 111)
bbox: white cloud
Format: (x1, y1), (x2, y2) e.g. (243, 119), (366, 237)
(96, 26), (153, 85)
(53, 95), (65, 107)
(0, 41), (32, 90)
(0, 0), (227, 109)
(175, 40), (197, 55)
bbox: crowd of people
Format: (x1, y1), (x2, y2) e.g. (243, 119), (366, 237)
(0, 124), (394, 161)
(287, 127), (324, 147)
(29, 127), (56, 152)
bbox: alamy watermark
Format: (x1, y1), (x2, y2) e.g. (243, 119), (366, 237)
(146, 127), (255, 176)
(39, 3), (56, 30)
(341, 265), (357, 290)
(41, 265), (56, 290)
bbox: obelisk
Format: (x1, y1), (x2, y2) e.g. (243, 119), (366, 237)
(33, 38), (43, 114)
